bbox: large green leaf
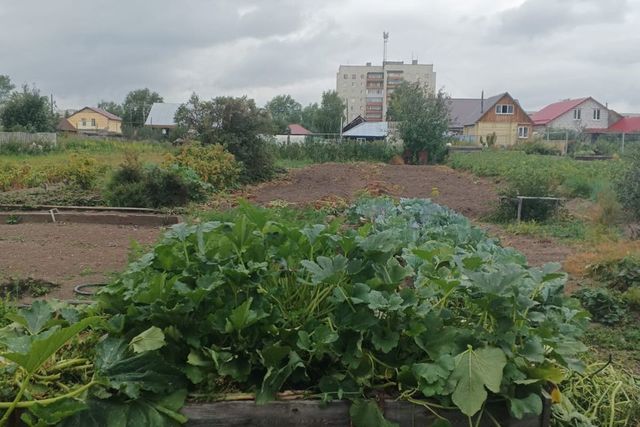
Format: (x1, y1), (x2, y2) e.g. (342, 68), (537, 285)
(300, 255), (347, 284)
(59, 396), (185, 427)
(95, 337), (186, 399)
(256, 351), (304, 404)
(6, 300), (54, 335)
(349, 399), (399, 427)
(450, 347), (507, 416)
(130, 326), (166, 354)
(2, 316), (101, 374)
(508, 393), (543, 419)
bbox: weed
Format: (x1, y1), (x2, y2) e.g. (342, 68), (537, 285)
(0, 278), (58, 298)
(575, 287), (628, 325)
(5, 214), (21, 225)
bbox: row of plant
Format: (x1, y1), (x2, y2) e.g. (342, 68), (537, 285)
(1, 197), (620, 426)
(270, 139), (400, 164)
(0, 141), (243, 208)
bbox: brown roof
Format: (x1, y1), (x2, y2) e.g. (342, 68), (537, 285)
(56, 118), (77, 132)
(74, 106), (123, 121)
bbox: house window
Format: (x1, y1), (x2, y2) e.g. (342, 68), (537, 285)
(91, 118), (96, 127)
(495, 104), (514, 115)
(573, 109), (581, 120)
(81, 119), (87, 127)
(593, 109), (601, 120)
(518, 126), (529, 139)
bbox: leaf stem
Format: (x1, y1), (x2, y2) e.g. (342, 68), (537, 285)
(0, 380), (97, 410)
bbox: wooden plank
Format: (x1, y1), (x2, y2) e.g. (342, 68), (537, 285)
(182, 400), (549, 427)
(0, 204), (159, 213)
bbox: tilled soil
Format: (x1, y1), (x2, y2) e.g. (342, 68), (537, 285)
(0, 222), (163, 301)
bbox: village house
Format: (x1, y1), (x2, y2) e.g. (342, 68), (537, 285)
(62, 107), (123, 135)
(530, 97), (622, 136)
(448, 92), (533, 146)
(144, 102), (181, 135)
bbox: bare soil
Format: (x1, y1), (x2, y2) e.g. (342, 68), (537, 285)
(0, 222), (163, 301)
(0, 163), (574, 302)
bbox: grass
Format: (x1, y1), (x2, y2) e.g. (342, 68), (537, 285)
(504, 217), (621, 243)
(449, 150), (619, 199)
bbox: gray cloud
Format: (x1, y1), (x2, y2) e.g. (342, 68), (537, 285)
(494, 0), (629, 39)
(0, 0), (639, 112)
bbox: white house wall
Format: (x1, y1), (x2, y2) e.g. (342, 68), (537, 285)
(547, 99), (610, 131)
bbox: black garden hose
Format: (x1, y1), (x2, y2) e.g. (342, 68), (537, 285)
(73, 283), (107, 296)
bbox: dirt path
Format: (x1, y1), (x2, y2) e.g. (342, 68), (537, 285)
(0, 223), (164, 301)
(249, 163), (573, 267)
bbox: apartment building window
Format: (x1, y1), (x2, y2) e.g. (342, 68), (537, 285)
(573, 109), (581, 120)
(343, 74), (348, 79)
(351, 74), (356, 79)
(593, 109), (601, 120)
(518, 126), (529, 139)
(495, 104), (514, 115)
(360, 74), (364, 79)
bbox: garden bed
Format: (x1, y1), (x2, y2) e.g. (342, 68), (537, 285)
(182, 399), (550, 427)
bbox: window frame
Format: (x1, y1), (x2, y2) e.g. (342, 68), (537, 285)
(573, 108), (582, 120)
(517, 126), (529, 139)
(495, 104), (514, 115)
(593, 108), (601, 120)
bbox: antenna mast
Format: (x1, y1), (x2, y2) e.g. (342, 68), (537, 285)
(383, 31), (389, 65)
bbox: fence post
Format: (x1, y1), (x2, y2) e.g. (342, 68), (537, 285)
(517, 197), (523, 223)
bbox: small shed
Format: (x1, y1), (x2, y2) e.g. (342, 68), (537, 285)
(341, 121), (389, 141)
(275, 124), (313, 144)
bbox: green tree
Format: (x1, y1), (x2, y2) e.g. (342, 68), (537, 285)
(0, 84), (56, 132)
(265, 94), (302, 134)
(97, 100), (124, 118)
(0, 75), (14, 105)
(175, 93), (275, 183)
(122, 88), (163, 129)
(315, 91), (345, 135)
(387, 82), (450, 164)
(301, 103), (320, 133)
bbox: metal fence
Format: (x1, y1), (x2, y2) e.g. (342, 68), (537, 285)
(0, 132), (57, 145)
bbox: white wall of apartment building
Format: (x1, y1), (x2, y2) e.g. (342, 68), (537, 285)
(547, 99), (610, 131)
(337, 61), (436, 124)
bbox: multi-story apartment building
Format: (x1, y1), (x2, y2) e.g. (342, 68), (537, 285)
(337, 60), (436, 123)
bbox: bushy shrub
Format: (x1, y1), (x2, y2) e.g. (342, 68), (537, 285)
(104, 154), (209, 208)
(616, 149), (640, 219)
(587, 256), (640, 292)
(575, 288), (627, 325)
(623, 287), (640, 311)
(494, 168), (561, 222)
(168, 143), (240, 189)
(520, 141), (561, 156)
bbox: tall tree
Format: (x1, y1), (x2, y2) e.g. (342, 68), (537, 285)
(0, 84), (56, 132)
(97, 100), (124, 118)
(314, 91), (345, 135)
(387, 82), (450, 164)
(265, 94), (302, 134)
(122, 88), (163, 128)
(0, 75), (14, 105)
(175, 93), (275, 183)
(300, 103), (320, 133)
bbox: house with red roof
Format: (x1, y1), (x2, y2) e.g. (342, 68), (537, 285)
(608, 116), (640, 135)
(274, 123), (313, 144)
(530, 97), (621, 134)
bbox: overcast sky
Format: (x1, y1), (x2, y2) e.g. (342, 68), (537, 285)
(1, 0), (639, 112)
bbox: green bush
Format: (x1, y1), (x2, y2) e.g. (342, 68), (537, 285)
(520, 141), (561, 156)
(0, 139), (59, 155)
(104, 155), (209, 208)
(169, 143), (240, 189)
(616, 149), (640, 219)
(272, 139), (399, 164)
(623, 287), (640, 311)
(587, 256), (640, 292)
(575, 288), (628, 325)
